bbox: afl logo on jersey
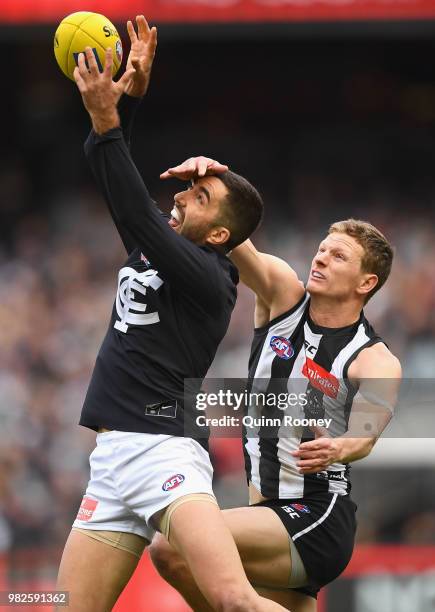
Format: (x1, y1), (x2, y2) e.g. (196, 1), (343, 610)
(162, 474), (185, 492)
(270, 336), (294, 360)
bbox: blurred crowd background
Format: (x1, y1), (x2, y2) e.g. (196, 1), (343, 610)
(0, 30), (435, 604)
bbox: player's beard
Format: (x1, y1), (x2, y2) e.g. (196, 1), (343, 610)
(179, 219), (213, 245)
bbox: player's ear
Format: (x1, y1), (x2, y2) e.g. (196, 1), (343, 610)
(357, 273), (378, 297)
(206, 226), (230, 247)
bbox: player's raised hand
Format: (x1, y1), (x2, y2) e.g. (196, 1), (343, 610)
(160, 156), (229, 180)
(125, 15), (157, 98)
(74, 47), (135, 133)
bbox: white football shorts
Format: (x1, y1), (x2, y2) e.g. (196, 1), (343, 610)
(72, 431), (214, 542)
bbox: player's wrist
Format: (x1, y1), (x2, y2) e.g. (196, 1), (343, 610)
(90, 108), (121, 134)
(125, 87), (145, 98)
(126, 77), (148, 98)
(334, 438), (347, 463)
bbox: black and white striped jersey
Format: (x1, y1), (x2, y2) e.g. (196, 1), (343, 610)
(244, 293), (383, 499)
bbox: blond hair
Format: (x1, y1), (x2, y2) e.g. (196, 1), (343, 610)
(328, 219), (393, 303)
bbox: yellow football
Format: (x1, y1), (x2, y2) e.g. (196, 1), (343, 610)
(54, 12), (123, 80)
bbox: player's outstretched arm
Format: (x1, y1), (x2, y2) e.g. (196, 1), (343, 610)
(230, 241), (304, 314)
(293, 343), (402, 473)
(76, 54), (228, 308)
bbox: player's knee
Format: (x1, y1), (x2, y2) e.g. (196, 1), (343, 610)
(148, 535), (187, 583)
(206, 583), (259, 612)
(214, 592), (257, 612)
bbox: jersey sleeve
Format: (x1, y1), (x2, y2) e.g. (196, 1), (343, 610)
(92, 94), (142, 253)
(118, 94), (142, 150)
(84, 127), (224, 310)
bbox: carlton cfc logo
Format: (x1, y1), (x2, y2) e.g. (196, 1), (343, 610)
(270, 336), (294, 360)
(162, 474), (185, 492)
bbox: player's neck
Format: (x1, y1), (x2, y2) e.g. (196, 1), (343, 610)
(309, 297), (363, 329)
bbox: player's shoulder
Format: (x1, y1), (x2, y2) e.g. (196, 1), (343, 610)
(204, 246), (236, 275)
(352, 341), (402, 379)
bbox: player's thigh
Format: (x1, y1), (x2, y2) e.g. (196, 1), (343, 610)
(168, 498), (259, 608)
(256, 587), (316, 612)
(222, 506), (291, 588)
(56, 528), (143, 612)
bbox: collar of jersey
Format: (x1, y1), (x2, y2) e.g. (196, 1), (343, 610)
(306, 305), (364, 336)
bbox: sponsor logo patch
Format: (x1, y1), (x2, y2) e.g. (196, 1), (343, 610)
(281, 505), (301, 519)
(145, 401), (177, 419)
(281, 503), (310, 518)
(327, 471), (346, 481)
(291, 503), (310, 513)
(76, 497), (98, 522)
(270, 336), (294, 360)
(162, 474), (185, 492)
(302, 358), (339, 399)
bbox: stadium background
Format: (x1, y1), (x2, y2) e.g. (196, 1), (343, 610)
(1, 1), (435, 610)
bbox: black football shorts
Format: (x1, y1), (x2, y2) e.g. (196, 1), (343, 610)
(253, 492), (357, 598)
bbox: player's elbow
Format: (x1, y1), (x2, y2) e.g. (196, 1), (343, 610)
(341, 436), (377, 464)
(364, 437), (377, 457)
(148, 534), (188, 586)
(354, 437), (377, 462)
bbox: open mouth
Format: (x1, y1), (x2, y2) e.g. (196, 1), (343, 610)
(168, 206), (183, 229)
(310, 270), (326, 281)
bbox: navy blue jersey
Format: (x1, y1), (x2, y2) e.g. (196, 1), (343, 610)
(79, 96), (238, 441)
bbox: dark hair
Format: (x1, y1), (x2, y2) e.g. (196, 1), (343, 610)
(215, 171), (264, 251)
(328, 218), (394, 303)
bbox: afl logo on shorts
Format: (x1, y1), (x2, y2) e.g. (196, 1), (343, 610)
(291, 503), (310, 514)
(270, 336), (294, 360)
(162, 474), (185, 492)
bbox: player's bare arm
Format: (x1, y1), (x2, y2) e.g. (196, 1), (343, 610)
(293, 342), (402, 474)
(160, 155), (305, 322)
(231, 242), (305, 324)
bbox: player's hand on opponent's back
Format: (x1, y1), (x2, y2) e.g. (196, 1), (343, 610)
(73, 47), (135, 128)
(125, 15), (157, 98)
(160, 156), (228, 181)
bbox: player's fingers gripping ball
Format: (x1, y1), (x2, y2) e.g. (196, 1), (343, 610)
(54, 12), (123, 80)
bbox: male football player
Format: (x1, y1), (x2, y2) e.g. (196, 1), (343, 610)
(56, 18), (288, 612)
(149, 156), (401, 612)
